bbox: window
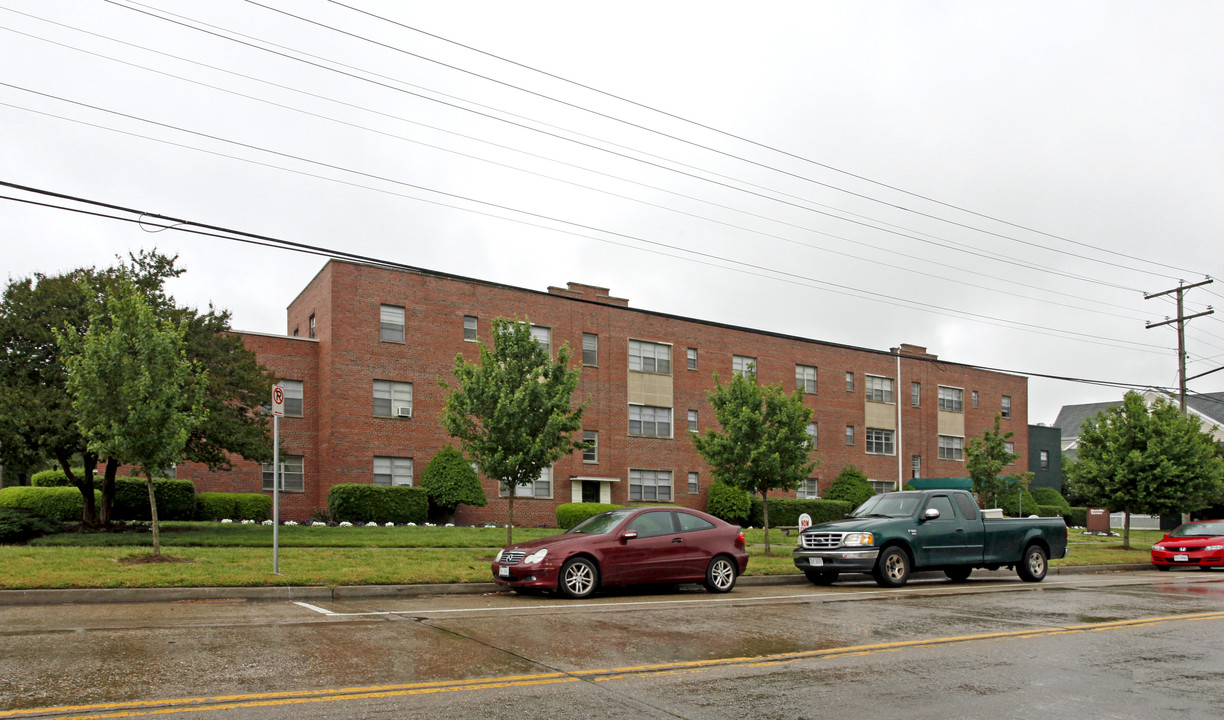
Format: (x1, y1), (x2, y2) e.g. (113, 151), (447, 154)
(582, 333), (598, 365)
(629, 405), (672, 437)
(373, 380), (413, 417)
(629, 340), (671, 373)
(972, 390), (979, 408)
(1001, 395), (1012, 418)
(687, 348), (698, 371)
(938, 435), (964, 461)
(796, 364), (818, 393)
(866, 428), (895, 455)
(677, 511), (715, 532)
(912, 455), (921, 479)
(463, 316), (477, 341)
(530, 325), (551, 354)
(1004, 441), (1015, 462)
(869, 480), (893, 494)
(380, 304), (404, 343)
(373, 456), (413, 486)
(924, 494), (957, 520)
(845, 425), (855, 446)
(582, 431), (598, 462)
(688, 472), (699, 494)
(502, 467), (552, 498)
(626, 509), (674, 537)
(938, 386), (964, 412)
(281, 380), (303, 417)
(953, 493), (979, 521)
(308, 314), (316, 339)
(687, 410), (698, 433)
(865, 375), (894, 403)
(262, 455), (303, 492)
(806, 422), (818, 450)
(911, 382), (921, 407)
(1040, 450), (1050, 470)
(845, 372), (854, 391)
(797, 477), (819, 499)
(733, 355), (756, 380)
(629, 469), (672, 502)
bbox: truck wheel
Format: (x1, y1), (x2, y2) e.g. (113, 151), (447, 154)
(873, 546), (911, 588)
(1017, 544), (1047, 582)
(944, 566), (972, 583)
(804, 570), (839, 586)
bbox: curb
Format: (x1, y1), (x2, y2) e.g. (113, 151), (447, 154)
(0, 564), (1152, 607)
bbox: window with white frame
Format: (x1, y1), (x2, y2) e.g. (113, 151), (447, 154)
(373, 456), (413, 486)
(938, 386), (964, 412)
(687, 410), (698, 433)
(629, 405), (672, 437)
(865, 375), (894, 403)
(582, 333), (598, 365)
(380, 304), (404, 343)
(629, 469), (672, 502)
(688, 472), (699, 494)
(582, 430), (598, 462)
(373, 380), (413, 417)
(807, 422), (818, 450)
(1001, 395), (1012, 418)
(262, 455), (304, 492)
(280, 380), (303, 417)
(463, 315), (477, 341)
(869, 480), (892, 494)
(796, 364), (818, 393)
(686, 348), (698, 370)
(1040, 450), (1050, 470)
(972, 390), (979, 408)
(845, 372), (854, 391)
(530, 325), (551, 354)
(1005, 441), (1015, 462)
(501, 467), (552, 498)
(866, 428), (895, 455)
(629, 340), (670, 373)
(797, 477), (819, 499)
(911, 382), (921, 407)
(938, 435), (964, 461)
(912, 455), (921, 479)
(308, 314), (316, 339)
(845, 425), (855, 445)
(733, 355), (756, 379)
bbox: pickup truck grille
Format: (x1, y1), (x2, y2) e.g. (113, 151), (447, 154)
(799, 532), (844, 550)
(499, 551), (525, 565)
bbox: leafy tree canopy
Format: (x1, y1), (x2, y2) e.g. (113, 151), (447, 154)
(966, 414), (1029, 509)
(420, 446), (487, 517)
(825, 465), (875, 508)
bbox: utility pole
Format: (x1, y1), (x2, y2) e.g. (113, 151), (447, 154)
(1145, 278), (1214, 413)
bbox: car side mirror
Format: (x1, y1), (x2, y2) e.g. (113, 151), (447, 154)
(922, 508), (940, 521)
(620, 530), (638, 542)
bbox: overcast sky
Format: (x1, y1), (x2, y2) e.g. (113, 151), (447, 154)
(3, 0), (1222, 426)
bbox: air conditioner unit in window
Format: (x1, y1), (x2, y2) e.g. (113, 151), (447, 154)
(396, 406), (413, 418)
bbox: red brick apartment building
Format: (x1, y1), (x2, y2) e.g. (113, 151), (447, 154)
(179, 260), (1029, 525)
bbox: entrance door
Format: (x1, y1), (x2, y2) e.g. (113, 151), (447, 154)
(581, 480), (600, 503)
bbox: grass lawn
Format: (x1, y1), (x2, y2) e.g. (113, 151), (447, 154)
(0, 523), (1161, 590)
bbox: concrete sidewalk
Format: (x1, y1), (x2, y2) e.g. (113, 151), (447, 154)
(0, 564), (1152, 606)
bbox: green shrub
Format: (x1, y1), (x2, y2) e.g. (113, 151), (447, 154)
(1030, 487), (1071, 509)
(0, 486), (100, 521)
(748, 498), (853, 527)
(1063, 507), (1088, 527)
(112, 477), (197, 521)
(997, 488), (1041, 517)
(825, 466), (876, 509)
(197, 492), (272, 521)
(30, 468), (79, 487)
(0, 507), (63, 543)
(420, 447), (487, 517)
(1035, 504), (1065, 518)
(328, 484), (429, 524)
(706, 481), (752, 524)
(556, 502), (624, 529)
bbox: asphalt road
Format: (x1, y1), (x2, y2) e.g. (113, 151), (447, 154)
(2, 569), (1222, 719)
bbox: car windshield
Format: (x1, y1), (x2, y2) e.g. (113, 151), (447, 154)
(1169, 521), (1224, 538)
(566, 509), (634, 535)
(850, 493), (920, 518)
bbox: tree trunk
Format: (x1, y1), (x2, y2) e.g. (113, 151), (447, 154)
(762, 490), (771, 555)
(146, 473), (161, 557)
(100, 459), (118, 527)
(1123, 511), (1131, 549)
(506, 486), (515, 546)
(59, 452), (98, 528)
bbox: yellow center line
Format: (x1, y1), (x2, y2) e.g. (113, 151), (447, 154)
(6, 610), (1222, 720)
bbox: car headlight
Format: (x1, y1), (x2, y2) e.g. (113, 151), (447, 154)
(494, 550), (504, 562)
(842, 532), (874, 547)
(523, 548), (548, 564)
(1206, 545), (1224, 552)
(1151, 545), (1162, 551)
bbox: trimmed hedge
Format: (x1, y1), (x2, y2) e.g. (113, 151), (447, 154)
(1034, 504), (1065, 518)
(705, 481), (752, 524)
(0, 507), (63, 544)
(556, 502), (624, 529)
(1063, 507), (1088, 527)
(112, 477), (197, 521)
(997, 489), (1041, 518)
(748, 497), (854, 528)
(31, 468), (79, 487)
(0, 486), (101, 521)
(328, 483), (429, 524)
(196, 492), (273, 521)
(1031, 487), (1071, 509)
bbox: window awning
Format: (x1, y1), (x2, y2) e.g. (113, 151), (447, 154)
(570, 475), (621, 483)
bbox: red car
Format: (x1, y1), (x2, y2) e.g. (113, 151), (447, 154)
(491, 506), (749, 598)
(1151, 520), (1224, 570)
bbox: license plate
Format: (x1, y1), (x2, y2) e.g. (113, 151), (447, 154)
(498, 565), (510, 577)
(808, 558), (823, 567)
(1174, 554), (1189, 562)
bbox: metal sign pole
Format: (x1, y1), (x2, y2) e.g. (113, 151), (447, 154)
(273, 413), (280, 574)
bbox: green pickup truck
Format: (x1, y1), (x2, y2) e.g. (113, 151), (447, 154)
(792, 489), (1068, 588)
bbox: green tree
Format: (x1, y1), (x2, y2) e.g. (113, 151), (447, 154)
(56, 276), (207, 556)
(1068, 391), (1224, 547)
(420, 446), (487, 522)
(440, 317), (586, 544)
(825, 465), (875, 508)
(691, 370), (815, 554)
(966, 414), (1030, 510)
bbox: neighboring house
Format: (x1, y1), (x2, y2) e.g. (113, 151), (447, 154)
(1054, 391), (1224, 459)
(1027, 424), (1062, 492)
(177, 259), (1032, 524)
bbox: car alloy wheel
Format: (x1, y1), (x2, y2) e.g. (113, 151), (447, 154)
(704, 555), (737, 593)
(559, 557), (598, 599)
